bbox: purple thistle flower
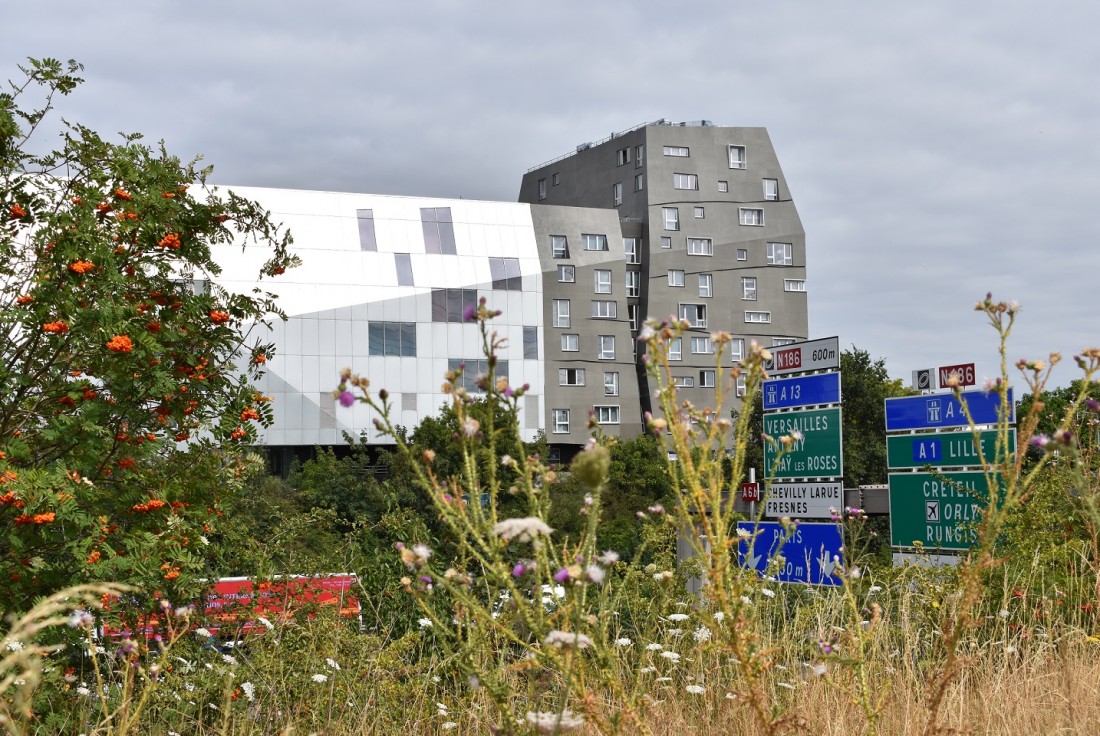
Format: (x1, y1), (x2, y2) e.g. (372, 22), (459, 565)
(553, 567), (570, 583)
(462, 304), (478, 322)
(1086, 398), (1100, 412)
(512, 563), (528, 578)
(338, 390), (356, 408)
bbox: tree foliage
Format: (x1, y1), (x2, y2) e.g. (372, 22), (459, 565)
(0, 58), (296, 611)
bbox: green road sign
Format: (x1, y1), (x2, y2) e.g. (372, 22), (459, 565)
(889, 471), (1003, 550)
(886, 429), (1014, 470)
(763, 407), (843, 479)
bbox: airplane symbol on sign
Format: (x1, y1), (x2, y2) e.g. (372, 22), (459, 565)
(926, 501), (940, 522)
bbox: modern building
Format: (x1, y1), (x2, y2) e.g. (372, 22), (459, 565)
(211, 120), (806, 466)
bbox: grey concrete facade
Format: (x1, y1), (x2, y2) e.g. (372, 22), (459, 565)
(520, 120), (808, 425)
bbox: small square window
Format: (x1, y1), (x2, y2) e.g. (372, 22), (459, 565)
(551, 235), (569, 259)
(690, 336), (713, 354)
(736, 375), (747, 397)
(717, 181), (729, 193)
(728, 145), (746, 169)
(598, 335), (616, 360)
(669, 337), (682, 361)
(591, 300), (617, 319)
(552, 172), (560, 186)
(662, 207), (679, 231)
(557, 265), (575, 283)
(616, 147), (630, 166)
(559, 368), (585, 386)
(739, 208), (764, 227)
(625, 271), (640, 298)
(604, 372), (619, 397)
(582, 233), (609, 251)
(594, 269), (612, 294)
(552, 299), (570, 328)
(731, 338), (745, 362)
(741, 276), (757, 301)
(767, 242), (793, 266)
(736, 249), (748, 261)
(594, 405), (620, 425)
(674, 376), (694, 388)
(553, 409), (570, 434)
(561, 333), (580, 351)
(660, 236), (672, 249)
(698, 273), (713, 298)
(679, 303), (707, 328)
(687, 238), (712, 256)
(694, 206), (704, 219)
(668, 269), (685, 287)
(700, 369), (716, 388)
(763, 178), (779, 201)
(673, 173), (698, 190)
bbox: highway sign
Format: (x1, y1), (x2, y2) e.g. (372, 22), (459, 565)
(938, 363), (976, 388)
(764, 337), (840, 377)
(763, 372), (841, 411)
(884, 389), (1014, 431)
(763, 407), (843, 479)
(889, 471), (1002, 550)
(912, 368), (933, 391)
(887, 429), (1014, 470)
(764, 481), (843, 519)
(737, 521), (843, 586)
(741, 482), (760, 502)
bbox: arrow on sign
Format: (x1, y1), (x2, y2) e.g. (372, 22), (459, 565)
(817, 548), (837, 579)
(744, 552), (762, 569)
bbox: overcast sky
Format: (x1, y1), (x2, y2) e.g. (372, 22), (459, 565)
(8, 1), (1099, 392)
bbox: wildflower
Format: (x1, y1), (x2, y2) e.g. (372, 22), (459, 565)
(809, 663), (827, 677)
(493, 517), (553, 543)
(76, 685), (92, 697)
(667, 613), (690, 622)
(336, 390), (356, 407)
(599, 550), (620, 565)
(106, 335), (133, 353)
(326, 657), (341, 670)
(869, 585), (883, 594)
(311, 674), (328, 683)
(693, 626), (712, 643)
(713, 611), (726, 623)
(740, 596), (753, 606)
(659, 650), (681, 662)
(668, 628), (683, 636)
(761, 588), (776, 599)
(194, 628), (213, 638)
(685, 684), (705, 694)
(526, 710), (585, 733)
(615, 637), (633, 647)
(462, 304), (478, 322)
(418, 618), (433, 629)
(42, 321), (70, 334)
(543, 630), (593, 649)
(461, 418), (480, 437)
(442, 723), (458, 730)
(646, 643), (663, 651)
(585, 565), (606, 584)
(240, 681), (255, 701)
(222, 654), (238, 665)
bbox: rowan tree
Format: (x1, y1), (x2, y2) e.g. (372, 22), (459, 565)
(0, 58), (297, 612)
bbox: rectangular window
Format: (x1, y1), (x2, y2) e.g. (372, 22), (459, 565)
(561, 333), (579, 351)
(553, 409), (570, 434)
(680, 303), (707, 328)
(774, 338), (797, 347)
(634, 172), (644, 191)
(741, 276), (757, 301)
(668, 269), (685, 287)
(737, 248), (748, 261)
(489, 257), (522, 290)
(551, 235), (569, 259)
(669, 337), (682, 361)
(698, 273), (713, 298)
(368, 322), (417, 357)
(523, 326), (538, 359)
(717, 181), (729, 193)
(663, 145), (690, 157)
(784, 279), (806, 292)
(768, 242), (793, 266)
(731, 338), (745, 362)
(538, 178), (547, 200)
(594, 269), (612, 294)
(674, 376), (695, 388)
(736, 375), (747, 397)
(728, 145), (746, 169)
(559, 368), (586, 386)
(594, 405), (620, 425)
(624, 237), (640, 264)
(582, 233), (608, 251)
(660, 236), (672, 249)
(557, 264), (575, 283)
(394, 253), (414, 286)
(635, 144), (644, 167)
(552, 299), (570, 328)
(448, 359), (509, 394)
(763, 178), (779, 201)
(700, 369), (716, 388)
(673, 173), (698, 190)
(552, 172), (560, 186)
(739, 208), (764, 226)
(628, 304), (639, 332)
(687, 238), (712, 256)
(598, 335), (615, 360)
(356, 209), (377, 251)
(694, 206), (705, 219)
(745, 311), (772, 324)
(431, 288), (477, 322)
(421, 207), (457, 255)
(604, 372), (619, 396)
(591, 300), (617, 319)
(616, 147), (630, 166)
(662, 207), (679, 231)
(690, 336), (713, 354)
(625, 271), (640, 298)
(613, 182), (623, 207)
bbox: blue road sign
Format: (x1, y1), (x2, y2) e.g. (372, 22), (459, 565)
(737, 521), (844, 586)
(884, 388), (1014, 432)
(763, 372), (841, 411)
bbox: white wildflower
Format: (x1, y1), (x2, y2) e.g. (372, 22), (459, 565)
(667, 613), (690, 622)
(194, 628), (213, 639)
(999, 609), (1010, 619)
(740, 596), (752, 605)
(713, 611), (726, 623)
(760, 588), (776, 599)
(646, 643), (663, 651)
(418, 618), (433, 629)
(736, 527), (752, 539)
(810, 663), (827, 678)
(640, 666), (657, 673)
(67, 610), (94, 629)
(76, 685), (92, 696)
(311, 674), (328, 683)
(4, 641), (23, 652)
(257, 616), (274, 630)
(685, 684), (705, 694)
(667, 628), (683, 636)
(325, 657), (341, 670)
(659, 651), (681, 662)
(693, 625), (712, 643)
(544, 630), (594, 649)
(615, 637), (633, 647)
(637, 324), (657, 341)
(869, 585), (882, 594)
(585, 564), (606, 584)
(599, 550), (620, 565)
(527, 710), (585, 732)
(241, 682), (255, 701)
(442, 723), (458, 730)
(222, 654), (237, 666)
(493, 517), (553, 543)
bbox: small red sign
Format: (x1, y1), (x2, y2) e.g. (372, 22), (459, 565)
(938, 363), (975, 388)
(741, 482), (760, 502)
(774, 348), (801, 371)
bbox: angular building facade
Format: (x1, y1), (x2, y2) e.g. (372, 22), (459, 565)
(211, 120), (806, 463)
